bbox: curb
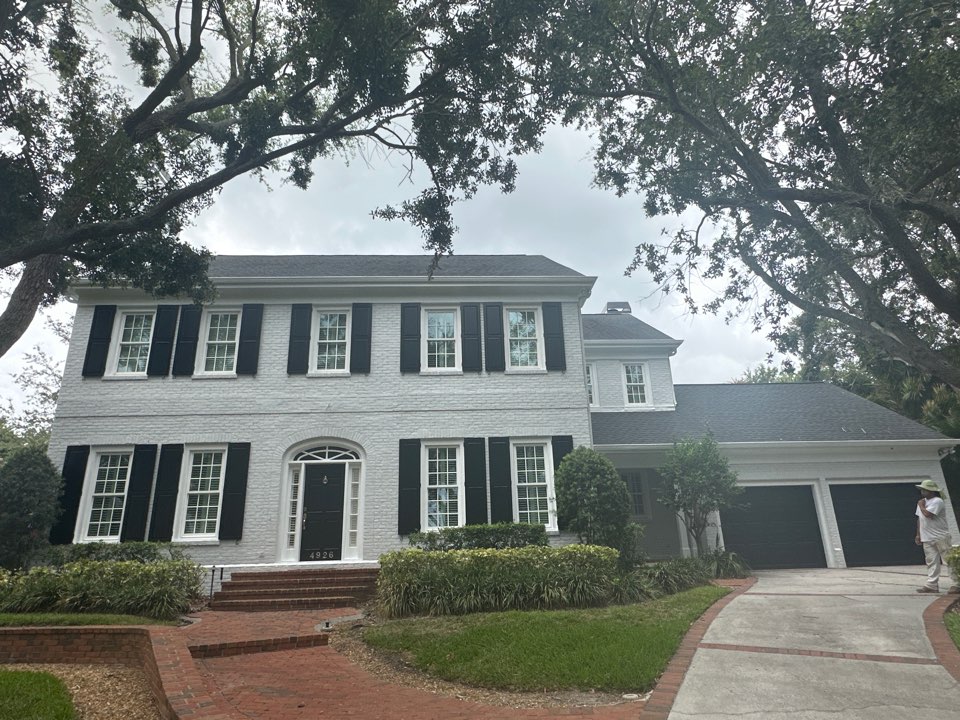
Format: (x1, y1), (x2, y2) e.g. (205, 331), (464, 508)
(923, 595), (960, 683)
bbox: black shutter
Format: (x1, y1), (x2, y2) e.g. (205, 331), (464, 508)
(147, 305), (179, 377)
(350, 303), (372, 374)
(543, 302), (566, 371)
(483, 304), (505, 372)
(219, 442), (250, 541)
(400, 303), (420, 373)
(551, 435), (574, 471)
(50, 445), (89, 544)
(461, 304), (482, 373)
(287, 304), (312, 374)
(172, 305), (202, 376)
(120, 444), (157, 542)
(236, 304), (264, 375)
(464, 437), (488, 525)
(81, 306), (116, 377)
(488, 437), (512, 523)
(398, 439), (421, 534)
(148, 444), (183, 541)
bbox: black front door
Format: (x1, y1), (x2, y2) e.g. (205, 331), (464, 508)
(300, 464), (346, 561)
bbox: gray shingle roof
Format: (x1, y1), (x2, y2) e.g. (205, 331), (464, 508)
(591, 383), (947, 444)
(208, 255), (584, 279)
(582, 314), (677, 341)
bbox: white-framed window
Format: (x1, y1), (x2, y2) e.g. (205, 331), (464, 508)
(312, 308), (351, 373)
(80, 450), (133, 541)
(511, 440), (557, 531)
(619, 470), (650, 519)
(421, 441), (465, 529)
(197, 310), (241, 374)
(174, 448), (226, 540)
(421, 307), (460, 372)
(586, 363), (598, 406)
(111, 311), (155, 375)
(504, 307), (544, 370)
(623, 363), (650, 405)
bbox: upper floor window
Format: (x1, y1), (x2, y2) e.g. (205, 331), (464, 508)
(314, 309), (350, 372)
(177, 448), (226, 539)
(200, 311), (240, 374)
(512, 441), (556, 530)
(423, 308), (460, 371)
(114, 312), (154, 374)
(423, 442), (464, 529)
(83, 451), (132, 540)
(586, 364), (597, 406)
(505, 307), (543, 370)
(623, 363), (649, 405)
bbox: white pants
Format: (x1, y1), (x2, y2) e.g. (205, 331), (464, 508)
(922, 536), (953, 589)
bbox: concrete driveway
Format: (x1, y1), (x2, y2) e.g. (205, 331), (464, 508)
(670, 566), (960, 719)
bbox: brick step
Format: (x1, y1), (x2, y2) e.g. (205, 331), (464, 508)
(213, 585), (372, 601)
(208, 596), (356, 612)
(223, 577), (377, 591)
(228, 569), (379, 582)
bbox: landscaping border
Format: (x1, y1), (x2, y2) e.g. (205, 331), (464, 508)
(922, 595), (960, 683)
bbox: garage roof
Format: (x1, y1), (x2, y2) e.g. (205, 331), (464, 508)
(591, 383), (948, 444)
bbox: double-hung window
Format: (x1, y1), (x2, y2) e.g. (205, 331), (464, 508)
(312, 309), (351, 372)
(623, 363), (649, 405)
(199, 311), (240, 374)
(422, 308), (460, 371)
(512, 441), (556, 530)
(82, 451), (133, 540)
(423, 442), (464, 529)
(619, 470), (649, 519)
(113, 312), (154, 375)
(505, 308), (544, 370)
(176, 448), (226, 540)
(586, 364), (598, 406)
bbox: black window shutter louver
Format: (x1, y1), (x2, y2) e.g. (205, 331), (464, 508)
(464, 437), (488, 525)
(398, 439), (421, 534)
(551, 435), (574, 471)
(488, 437), (512, 522)
(50, 446), (90, 544)
(400, 303), (420, 373)
(219, 442), (250, 541)
(461, 304), (482, 373)
(236, 304), (264, 375)
(350, 303), (373, 374)
(120, 444), (158, 541)
(287, 304), (312, 374)
(82, 306), (116, 377)
(148, 444), (184, 541)
(543, 302), (566, 371)
(147, 305), (179, 377)
(172, 305), (202, 376)
(483, 304), (505, 372)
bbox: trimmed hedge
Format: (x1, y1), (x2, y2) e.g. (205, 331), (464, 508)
(39, 541), (186, 566)
(0, 559), (204, 620)
(378, 545), (618, 617)
(408, 523), (548, 551)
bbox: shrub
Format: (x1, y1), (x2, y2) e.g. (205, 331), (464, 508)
(644, 557), (712, 595)
(555, 447), (631, 548)
(698, 549), (751, 579)
(0, 446), (62, 570)
(408, 523), (548, 551)
(614, 522), (647, 571)
(610, 569), (660, 604)
(377, 545), (618, 617)
(946, 546), (960, 588)
(0, 559), (203, 620)
(39, 541), (186, 566)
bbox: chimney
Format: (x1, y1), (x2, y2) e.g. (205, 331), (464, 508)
(605, 302), (632, 314)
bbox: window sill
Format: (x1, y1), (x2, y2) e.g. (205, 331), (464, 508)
(171, 538), (221, 546)
(505, 368), (547, 375)
(77, 537), (121, 544)
(100, 374), (149, 381)
(192, 373), (238, 380)
(419, 369), (463, 376)
(306, 371), (351, 378)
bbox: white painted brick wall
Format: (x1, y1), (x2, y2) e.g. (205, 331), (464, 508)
(590, 357), (676, 409)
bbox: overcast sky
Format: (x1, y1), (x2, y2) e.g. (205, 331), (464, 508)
(0, 123), (781, 406)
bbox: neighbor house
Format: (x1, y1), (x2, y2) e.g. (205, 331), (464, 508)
(47, 255), (960, 573)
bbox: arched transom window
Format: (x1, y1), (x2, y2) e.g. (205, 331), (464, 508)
(294, 446), (360, 462)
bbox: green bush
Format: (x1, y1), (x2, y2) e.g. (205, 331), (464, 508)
(0, 559), (203, 620)
(610, 568), (660, 604)
(946, 546), (960, 588)
(39, 541), (186, 566)
(555, 447), (631, 548)
(698, 549), (751, 579)
(377, 545), (618, 617)
(408, 523), (548, 551)
(644, 557), (712, 595)
(0, 446), (62, 570)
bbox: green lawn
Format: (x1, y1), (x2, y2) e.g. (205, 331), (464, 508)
(947, 609), (960, 653)
(0, 613), (172, 627)
(363, 584), (728, 692)
(0, 670), (75, 720)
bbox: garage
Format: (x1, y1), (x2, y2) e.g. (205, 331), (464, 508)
(720, 485), (827, 569)
(830, 483), (926, 567)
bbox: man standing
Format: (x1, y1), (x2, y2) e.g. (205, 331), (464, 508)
(915, 479), (953, 594)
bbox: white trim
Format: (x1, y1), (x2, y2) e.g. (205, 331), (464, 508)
(504, 305), (546, 372)
(308, 307), (352, 376)
(75, 447), (135, 543)
(106, 310), (156, 377)
(194, 308), (242, 376)
(172, 445), (228, 542)
(420, 306), (462, 373)
(509, 438), (558, 532)
(420, 439), (466, 530)
(621, 362), (651, 407)
(596, 439), (953, 451)
(586, 363), (598, 407)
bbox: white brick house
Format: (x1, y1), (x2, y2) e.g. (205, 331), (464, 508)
(47, 255), (959, 571)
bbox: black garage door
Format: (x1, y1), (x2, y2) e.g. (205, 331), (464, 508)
(830, 483), (925, 566)
(721, 485), (827, 569)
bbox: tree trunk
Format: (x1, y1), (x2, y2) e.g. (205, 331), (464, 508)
(0, 255), (60, 359)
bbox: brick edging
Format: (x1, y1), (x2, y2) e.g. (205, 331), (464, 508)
(640, 577), (757, 720)
(922, 595), (960, 683)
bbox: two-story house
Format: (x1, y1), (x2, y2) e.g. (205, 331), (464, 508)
(47, 254), (959, 573)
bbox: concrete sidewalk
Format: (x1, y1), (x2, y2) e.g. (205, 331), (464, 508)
(669, 567), (960, 719)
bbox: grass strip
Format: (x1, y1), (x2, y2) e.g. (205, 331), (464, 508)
(0, 613), (172, 627)
(946, 608), (960, 653)
(0, 670), (75, 720)
(363, 584), (728, 692)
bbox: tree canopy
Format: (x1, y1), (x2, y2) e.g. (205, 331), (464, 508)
(0, 0), (552, 357)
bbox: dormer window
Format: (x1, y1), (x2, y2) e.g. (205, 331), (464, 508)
(623, 363), (650, 405)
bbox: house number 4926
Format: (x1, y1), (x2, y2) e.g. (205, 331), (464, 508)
(309, 551), (333, 560)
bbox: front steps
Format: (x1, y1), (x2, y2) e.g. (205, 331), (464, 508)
(209, 567), (379, 611)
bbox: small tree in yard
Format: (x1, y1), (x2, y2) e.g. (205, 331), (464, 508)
(556, 447), (631, 548)
(658, 436), (742, 555)
(0, 446), (63, 570)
